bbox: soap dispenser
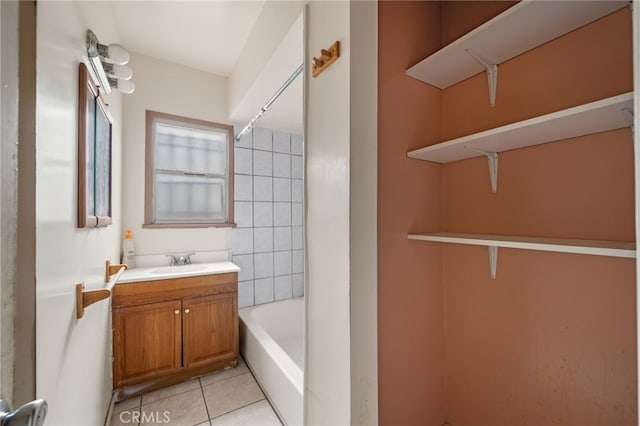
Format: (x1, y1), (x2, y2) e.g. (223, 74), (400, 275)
(121, 229), (136, 268)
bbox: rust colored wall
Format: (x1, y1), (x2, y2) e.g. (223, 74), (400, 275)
(441, 1), (517, 46)
(379, 2), (635, 425)
(441, 6), (637, 425)
(443, 129), (634, 240)
(378, 2), (445, 425)
(445, 248), (636, 425)
(441, 8), (633, 140)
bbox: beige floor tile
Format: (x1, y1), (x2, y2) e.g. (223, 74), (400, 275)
(111, 404), (140, 426)
(140, 388), (209, 426)
(209, 400), (282, 426)
(202, 372), (265, 419)
(114, 395), (141, 411)
(141, 377), (201, 405)
(199, 358), (249, 387)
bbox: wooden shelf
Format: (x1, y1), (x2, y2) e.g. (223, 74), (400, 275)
(407, 92), (633, 163)
(406, 1), (628, 89)
(408, 232), (635, 258)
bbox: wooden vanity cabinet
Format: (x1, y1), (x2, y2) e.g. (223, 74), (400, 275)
(112, 272), (238, 398)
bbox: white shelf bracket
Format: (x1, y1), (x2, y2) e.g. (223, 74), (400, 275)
(466, 49), (498, 107)
(465, 147), (499, 193)
(488, 245), (498, 279)
(621, 106), (634, 136)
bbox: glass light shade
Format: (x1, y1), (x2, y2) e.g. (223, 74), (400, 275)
(102, 63), (132, 80)
(97, 43), (130, 65)
(114, 79), (135, 94)
(107, 44), (130, 65)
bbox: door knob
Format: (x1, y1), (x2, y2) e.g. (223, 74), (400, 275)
(184, 308), (190, 314)
(0, 399), (47, 426)
(174, 309), (180, 315)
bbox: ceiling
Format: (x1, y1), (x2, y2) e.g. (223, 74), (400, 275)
(108, 0), (302, 134)
(110, 1), (266, 76)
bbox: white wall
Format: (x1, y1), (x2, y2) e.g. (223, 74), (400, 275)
(230, 13), (304, 135)
(35, 2), (123, 424)
(633, 0), (640, 417)
(304, 1), (379, 424)
(349, 1), (378, 424)
(121, 52), (230, 256)
(304, 2), (352, 424)
(228, 1), (304, 119)
(0, 0), (19, 404)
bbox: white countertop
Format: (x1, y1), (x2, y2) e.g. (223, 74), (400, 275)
(117, 261), (240, 284)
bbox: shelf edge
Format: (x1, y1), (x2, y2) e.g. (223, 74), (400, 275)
(407, 92), (634, 163)
(408, 233), (636, 259)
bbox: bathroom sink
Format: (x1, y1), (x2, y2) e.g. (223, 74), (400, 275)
(150, 265), (209, 275)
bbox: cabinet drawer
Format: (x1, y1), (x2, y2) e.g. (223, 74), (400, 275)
(113, 272), (238, 307)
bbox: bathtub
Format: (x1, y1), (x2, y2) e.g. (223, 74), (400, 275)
(239, 298), (304, 425)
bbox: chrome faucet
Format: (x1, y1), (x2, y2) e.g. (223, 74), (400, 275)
(0, 399), (47, 426)
(166, 253), (195, 266)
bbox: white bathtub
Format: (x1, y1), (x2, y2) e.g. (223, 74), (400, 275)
(239, 298), (304, 425)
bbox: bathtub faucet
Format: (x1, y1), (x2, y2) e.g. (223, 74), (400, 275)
(166, 253), (195, 266)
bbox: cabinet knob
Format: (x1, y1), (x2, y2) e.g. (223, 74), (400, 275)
(184, 308), (190, 314)
(174, 309), (180, 315)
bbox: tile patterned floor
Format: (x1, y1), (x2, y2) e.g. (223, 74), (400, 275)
(111, 359), (282, 426)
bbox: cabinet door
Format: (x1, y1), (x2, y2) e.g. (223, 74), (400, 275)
(182, 293), (238, 369)
(113, 300), (182, 388)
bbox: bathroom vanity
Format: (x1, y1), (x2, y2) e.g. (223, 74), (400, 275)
(111, 262), (239, 400)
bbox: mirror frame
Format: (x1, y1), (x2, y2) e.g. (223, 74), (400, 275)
(78, 63), (113, 228)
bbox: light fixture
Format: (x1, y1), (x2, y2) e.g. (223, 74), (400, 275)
(86, 29), (134, 94)
(108, 78), (135, 95)
(102, 63), (133, 80)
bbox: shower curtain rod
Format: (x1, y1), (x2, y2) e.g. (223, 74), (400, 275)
(235, 63), (304, 142)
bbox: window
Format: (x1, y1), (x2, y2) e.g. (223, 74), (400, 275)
(144, 110), (234, 228)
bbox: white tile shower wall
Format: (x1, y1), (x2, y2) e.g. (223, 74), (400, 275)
(232, 125), (304, 308)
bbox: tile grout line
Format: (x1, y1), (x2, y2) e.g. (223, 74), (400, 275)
(250, 128), (256, 307)
(198, 377), (213, 426)
(139, 381), (201, 408)
(208, 397), (268, 423)
(289, 137), (294, 298)
(201, 370), (252, 389)
(270, 130), (275, 304)
(237, 145), (303, 156)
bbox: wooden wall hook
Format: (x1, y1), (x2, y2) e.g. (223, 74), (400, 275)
(312, 41), (340, 78)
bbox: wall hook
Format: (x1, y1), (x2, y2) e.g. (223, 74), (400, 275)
(312, 41), (340, 78)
